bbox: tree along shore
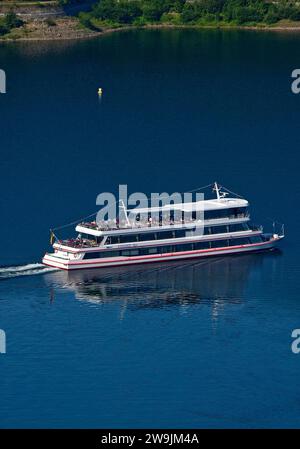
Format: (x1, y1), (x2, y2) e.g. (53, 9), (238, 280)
(2, 0), (300, 41)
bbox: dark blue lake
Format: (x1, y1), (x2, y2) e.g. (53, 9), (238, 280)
(0, 29), (300, 428)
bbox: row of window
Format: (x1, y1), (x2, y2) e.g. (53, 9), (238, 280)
(105, 229), (186, 244)
(203, 207), (247, 220)
(104, 223), (250, 245)
(83, 236), (262, 259)
(204, 223), (249, 235)
(134, 207), (247, 222)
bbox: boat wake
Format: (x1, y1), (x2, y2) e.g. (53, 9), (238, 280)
(0, 263), (58, 280)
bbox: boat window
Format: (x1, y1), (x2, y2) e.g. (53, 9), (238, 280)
(103, 251), (120, 258)
(205, 207), (247, 220)
(106, 236), (120, 244)
(140, 247), (158, 255)
(157, 231), (174, 240)
(83, 252), (99, 259)
(141, 232), (174, 242)
(148, 247), (158, 254)
(139, 233), (157, 241)
(210, 240), (229, 248)
(194, 241), (210, 250)
(229, 224), (245, 232)
(230, 238), (250, 246)
(175, 229), (186, 238)
(174, 244), (193, 252)
(159, 245), (174, 254)
(204, 210), (221, 220)
(119, 234), (138, 243)
(210, 225), (228, 234)
(249, 236), (263, 243)
(121, 249), (139, 256)
(83, 250), (120, 259)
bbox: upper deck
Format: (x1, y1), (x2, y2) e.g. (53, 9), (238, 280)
(75, 197), (249, 237)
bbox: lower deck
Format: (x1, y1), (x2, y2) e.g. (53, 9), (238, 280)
(43, 235), (283, 271)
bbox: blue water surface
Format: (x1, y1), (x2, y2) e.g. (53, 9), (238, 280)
(0, 29), (300, 428)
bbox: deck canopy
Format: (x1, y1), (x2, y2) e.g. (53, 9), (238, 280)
(127, 198), (248, 214)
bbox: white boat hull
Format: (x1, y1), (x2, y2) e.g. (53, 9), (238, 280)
(42, 237), (283, 271)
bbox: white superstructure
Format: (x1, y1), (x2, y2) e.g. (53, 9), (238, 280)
(43, 183), (284, 271)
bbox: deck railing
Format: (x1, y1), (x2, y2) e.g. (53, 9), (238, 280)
(78, 213), (250, 232)
(55, 216), (258, 250)
(55, 239), (98, 249)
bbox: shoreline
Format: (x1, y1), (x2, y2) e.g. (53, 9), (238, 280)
(2, 21), (300, 43)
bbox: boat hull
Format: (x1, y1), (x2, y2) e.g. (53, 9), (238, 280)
(42, 237), (283, 271)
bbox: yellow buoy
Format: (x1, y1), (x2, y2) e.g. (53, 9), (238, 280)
(98, 87), (103, 96)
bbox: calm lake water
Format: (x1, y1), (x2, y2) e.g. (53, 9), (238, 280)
(0, 29), (300, 428)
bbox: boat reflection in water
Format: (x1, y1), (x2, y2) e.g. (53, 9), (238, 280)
(45, 251), (282, 317)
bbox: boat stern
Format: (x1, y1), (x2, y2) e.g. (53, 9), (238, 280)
(42, 246), (84, 270)
(42, 253), (71, 270)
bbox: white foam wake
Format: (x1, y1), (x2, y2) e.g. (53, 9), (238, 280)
(0, 263), (58, 279)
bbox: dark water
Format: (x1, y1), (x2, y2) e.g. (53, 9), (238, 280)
(0, 29), (300, 428)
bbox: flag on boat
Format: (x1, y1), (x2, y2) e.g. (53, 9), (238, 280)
(50, 231), (56, 245)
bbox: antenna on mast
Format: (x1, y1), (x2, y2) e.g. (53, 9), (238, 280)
(213, 181), (221, 201)
(213, 182), (229, 200)
(119, 200), (130, 226)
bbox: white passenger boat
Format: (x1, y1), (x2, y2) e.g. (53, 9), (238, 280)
(42, 183), (284, 271)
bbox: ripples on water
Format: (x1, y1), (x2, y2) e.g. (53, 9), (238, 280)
(42, 253), (270, 309)
(0, 27), (299, 427)
(0, 263), (57, 280)
(0, 252), (280, 310)
(0, 249), (297, 428)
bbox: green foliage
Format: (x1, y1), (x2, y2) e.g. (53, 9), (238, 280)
(45, 17), (56, 26)
(5, 11), (23, 29)
(92, 0), (119, 21)
(160, 11), (182, 24)
(0, 21), (8, 37)
(181, 4), (200, 23)
(232, 5), (264, 24)
(142, 0), (166, 21)
(289, 7), (300, 21)
(132, 15), (148, 26)
(58, 0), (86, 4)
(264, 11), (279, 24)
(198, 0), (225, 14)
(79, 11), (91, 26)
(171, 0), (186, 13)
(78, 11), (96, 29)
(0, 11), (23, 36)
(78, 0), (300, 28)
(92, 0), (142, 24)
(117, 1), (142, 23)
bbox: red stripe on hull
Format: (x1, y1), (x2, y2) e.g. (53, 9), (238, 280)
(43, 238), (280, 271)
